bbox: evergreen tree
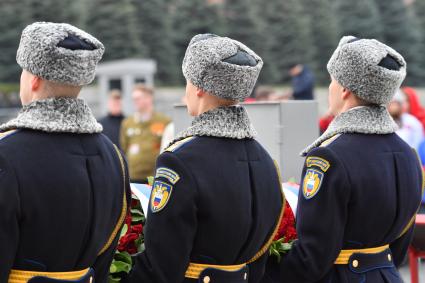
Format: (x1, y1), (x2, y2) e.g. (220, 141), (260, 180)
(374, 0), (424, 85)
(259, 0), (316, 84)
(301, 0), (339, 84)
(0, 1), (26, 82)
(413, 0), (425, 33)
(85, 0), (145, 61)
(222, 0), (262, 57)
(133, 0), (180, 85)
(226, 0), (272, 84)
(171, 0), (224, 83)
(23, 0), (83, 26)
(334, 0), (383, 39)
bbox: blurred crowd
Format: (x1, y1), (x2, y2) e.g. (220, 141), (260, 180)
(99, 84), (173, 184)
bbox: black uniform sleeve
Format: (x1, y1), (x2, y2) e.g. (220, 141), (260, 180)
(93, 235), (121, 283)
(93, 151), (132, 283)
(390, 225), (414, 267)
(278, 147), (351, 282)
(390, 150), (423, 267)
(125, 151), (198, 283)
(0, 155), (20, 282)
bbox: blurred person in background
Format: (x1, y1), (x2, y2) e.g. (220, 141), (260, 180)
(254, 86), (276, 101)
(120, 84), (171, 183)
(388, 89), (424, 150)
(318, 112), (334, 135)
(288, 63), (315, 100)
(99, 89), (125, 147)
(401, 86), (425, 131)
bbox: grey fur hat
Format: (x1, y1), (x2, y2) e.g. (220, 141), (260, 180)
(182, 34), (263, 101)
(17, 22), (105, 86)
(327, 36), (406, 105)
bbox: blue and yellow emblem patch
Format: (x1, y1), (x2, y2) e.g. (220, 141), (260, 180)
(150, 181), (173, 213)
(302, 169), (324, 199)
(155, 167), (180, 184)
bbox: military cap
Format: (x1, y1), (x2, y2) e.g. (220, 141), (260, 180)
(17, 22), (104, 86)
(182, 34), (263, 101)
(327, 36), (406, 105)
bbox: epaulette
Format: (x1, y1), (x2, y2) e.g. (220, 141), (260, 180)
(0, 129), (18, 142)
(319, 134), (341, 148)
(165, 136), (196, 153)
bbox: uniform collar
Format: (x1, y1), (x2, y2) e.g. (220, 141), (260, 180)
(301, 105), (397, 156)
(170, 105), (256, 145)
(0, 97), (102, 134)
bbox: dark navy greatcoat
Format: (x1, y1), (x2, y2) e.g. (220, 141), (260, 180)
(126, 136), (283, 283)
(0, 129), (130, 283)
(262, 133), (423, 283)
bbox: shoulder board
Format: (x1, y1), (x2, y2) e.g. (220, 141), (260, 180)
(166, 136), (196, 153)
(320, 134), (341, 148)
(0, 129), (19, 142)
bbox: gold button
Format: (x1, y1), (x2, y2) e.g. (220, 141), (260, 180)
(352, 260), (359, 268)
(203, 276), (211, 283)
(244, 272), (248, 280)
(388, 254), (392, 261)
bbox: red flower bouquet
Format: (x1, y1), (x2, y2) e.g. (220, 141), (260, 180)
(269, 182), (298, 262)
(109, 193), (146, 282)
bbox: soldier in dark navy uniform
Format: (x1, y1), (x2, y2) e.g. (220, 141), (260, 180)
(125, 34), (284, 283)
(0, 22), (130, 283)
(263, 37), (424, 283)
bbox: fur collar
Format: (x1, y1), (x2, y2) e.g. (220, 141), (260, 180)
(302, 105), (397, 156)
(0, 97), (102, 134)
(171, 106), (256, 144)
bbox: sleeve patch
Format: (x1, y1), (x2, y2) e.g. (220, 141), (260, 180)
(306, 156), (330, 172)
(150, 181), (173, 213)
(155, 167), (180, 184)
(302, 169), (324, 199)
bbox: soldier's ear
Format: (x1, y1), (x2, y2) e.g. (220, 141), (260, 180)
(30, 76), (42, 92)
(196, 87), (205, 98)
(341, 87), (352, 100)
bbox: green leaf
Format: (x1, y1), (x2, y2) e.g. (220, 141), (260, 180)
(132, 215), (144, 222)
(269, 238), (296, 262)
(120, 224), (128, 238)
(138, 242), (146, 253)
(131, 208), (144, 216)
(110, 260), (132, 274)
(108, 276), (121, 283)
(147, 176), (154, 186)
(114, 251), (132, 265)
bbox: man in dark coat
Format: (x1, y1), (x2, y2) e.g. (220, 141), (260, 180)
(264, 36), (424, 283)
(289, 64), (314, 100)
(125, 34), (284, 283)
(0, 22), (130, 283)
(99, 89), (125, 148)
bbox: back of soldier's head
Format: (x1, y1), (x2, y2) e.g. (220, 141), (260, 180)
(182, 33), (263, 102)
(327, 36), (406, 105)
(16, 22), (104, 103)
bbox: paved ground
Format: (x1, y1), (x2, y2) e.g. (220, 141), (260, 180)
(399, 260), (425, 282)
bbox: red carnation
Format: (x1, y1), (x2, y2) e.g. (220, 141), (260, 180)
(131, 224), (143, 234)
(274, 202), (297, 241)
(117, 233), (140, 253)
